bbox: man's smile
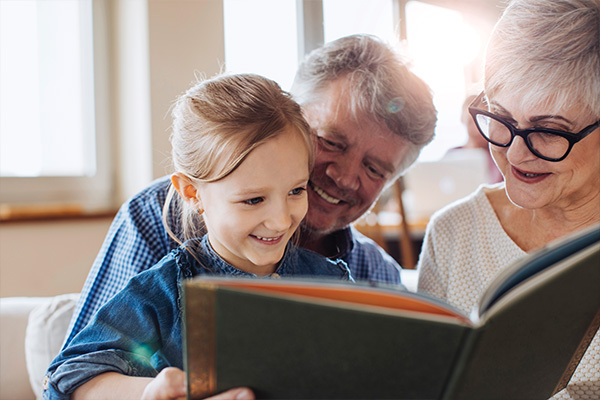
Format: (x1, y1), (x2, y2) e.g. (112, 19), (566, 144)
(310, 181), (342, 204)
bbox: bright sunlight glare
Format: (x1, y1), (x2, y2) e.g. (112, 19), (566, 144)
(405, 1), (484, 161)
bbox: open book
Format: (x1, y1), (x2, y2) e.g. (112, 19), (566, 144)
(183, 224), (600, 400)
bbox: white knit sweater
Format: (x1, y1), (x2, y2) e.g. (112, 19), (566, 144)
(417, 184), (599, 400)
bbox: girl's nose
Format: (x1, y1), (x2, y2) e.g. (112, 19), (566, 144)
(264, 202), (292, 232)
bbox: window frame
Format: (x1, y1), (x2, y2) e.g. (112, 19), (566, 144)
(0, 0), (113, 213)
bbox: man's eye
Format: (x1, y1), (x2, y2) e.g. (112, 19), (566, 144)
(243, 197), (263, 205)
(289, 187), (307, 196)
(318, 137), (343, 151)
(365, 163), (385, 179)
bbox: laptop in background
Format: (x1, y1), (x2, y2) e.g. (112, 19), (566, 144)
(401, 149), (491, 224)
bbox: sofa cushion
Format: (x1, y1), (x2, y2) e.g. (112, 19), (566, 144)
(0, 297), (50, 400)
(25, 293), (79, 400)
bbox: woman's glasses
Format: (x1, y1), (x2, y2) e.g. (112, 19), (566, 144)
(468, 92), (600, 162)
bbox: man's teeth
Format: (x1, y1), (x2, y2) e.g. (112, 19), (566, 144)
(523, 172), (543, 177)
(311, 183), (341, 204)
(255, 236), (279, 242)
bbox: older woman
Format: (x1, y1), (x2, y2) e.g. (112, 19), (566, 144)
(417, 0), (599, 398)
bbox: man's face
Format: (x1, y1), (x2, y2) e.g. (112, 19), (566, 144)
(302, 77), (410, 236)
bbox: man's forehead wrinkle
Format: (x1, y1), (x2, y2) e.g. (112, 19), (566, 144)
(329, 77), (365, 126)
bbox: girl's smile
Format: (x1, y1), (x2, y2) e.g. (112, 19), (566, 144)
(196, 126), (310, 276)
(250, 234), (284, 245)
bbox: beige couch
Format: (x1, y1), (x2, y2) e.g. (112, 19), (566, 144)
(0, 294), (78, 400)
(0, 270), (418, 400)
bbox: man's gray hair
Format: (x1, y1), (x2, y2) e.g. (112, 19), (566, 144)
(291, 34), (437, 176)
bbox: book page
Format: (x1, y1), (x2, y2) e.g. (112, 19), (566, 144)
(477, 224), (600, 317)
(478, 242), (599, 323)
(193, 277), (471, 323)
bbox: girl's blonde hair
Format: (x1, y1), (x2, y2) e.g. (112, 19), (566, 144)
(163, 73), (313, 246)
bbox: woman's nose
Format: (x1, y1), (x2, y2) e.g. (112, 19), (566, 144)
(506, 136), (538, 163)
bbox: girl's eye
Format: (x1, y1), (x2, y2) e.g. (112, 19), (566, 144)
(243, 197), (263, 205)
(289, 187), (307, 196)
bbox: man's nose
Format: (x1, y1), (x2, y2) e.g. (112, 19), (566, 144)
(325, 160), (360, 191)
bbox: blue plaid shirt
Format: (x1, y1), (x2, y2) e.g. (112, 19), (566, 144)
(64, 176), (402, 347)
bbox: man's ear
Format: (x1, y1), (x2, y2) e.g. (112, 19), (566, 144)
(171, 173), (203, 211)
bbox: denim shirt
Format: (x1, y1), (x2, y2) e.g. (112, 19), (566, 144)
(65, 177), (401, 349)
(43, 236), (351, 399)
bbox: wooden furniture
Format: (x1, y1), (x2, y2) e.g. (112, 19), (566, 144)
(354, 177), (428, 269)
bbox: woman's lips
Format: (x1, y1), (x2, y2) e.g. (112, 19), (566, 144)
(511, 166), (551, 183)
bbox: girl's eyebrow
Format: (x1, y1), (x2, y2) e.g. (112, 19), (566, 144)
(234, 176), (309, 197)
(293, 176), (310, 187)
(234, 188), (266, 197)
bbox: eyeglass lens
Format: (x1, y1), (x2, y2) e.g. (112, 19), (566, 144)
(475, 114), (570, 159)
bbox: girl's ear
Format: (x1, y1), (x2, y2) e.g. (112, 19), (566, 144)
(171, 173), (204, 211)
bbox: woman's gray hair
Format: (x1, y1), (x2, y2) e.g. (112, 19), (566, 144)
(291, 34), (437, 176)
(485, 0), (600, 118)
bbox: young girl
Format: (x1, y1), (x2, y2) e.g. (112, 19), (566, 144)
(43, 73), (351, 400)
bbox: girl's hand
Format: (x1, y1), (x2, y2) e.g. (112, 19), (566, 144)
(205, 387), (255, 400)
(141, 367), (186, 400)
(141, 367), (254, 400)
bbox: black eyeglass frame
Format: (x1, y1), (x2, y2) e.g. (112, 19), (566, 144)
(468, 92), (600, 162)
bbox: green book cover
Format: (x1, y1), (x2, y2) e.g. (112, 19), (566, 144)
(183, 225), (600, 399)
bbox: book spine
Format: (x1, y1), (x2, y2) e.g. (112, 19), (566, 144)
(441, 327), (480, 400)
(184, 283), (217, 400)
(553, 308), (600, 395)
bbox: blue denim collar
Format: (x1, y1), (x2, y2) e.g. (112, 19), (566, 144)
(178, 234), (295, 278)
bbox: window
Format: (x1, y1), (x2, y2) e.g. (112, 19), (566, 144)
(223, 0), (485, 162)
(404, 1), (484, 160)
(0, 0), (487, 214)
(0, 0), (111, 211)
(223, 0), (398, 92)
(224, 0), (299, 91)
(323, 0), (396, 45)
